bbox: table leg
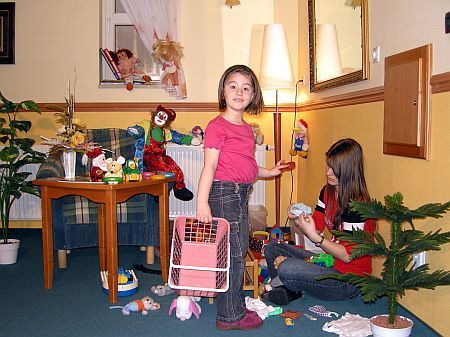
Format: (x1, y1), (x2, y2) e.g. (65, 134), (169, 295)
(105, 192), (118, 303)
(159, 183), (170, 283)
(98, 203), (106, 271)
(40, 186), (54, 289)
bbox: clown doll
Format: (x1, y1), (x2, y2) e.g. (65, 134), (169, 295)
(140, 105), (197, 201)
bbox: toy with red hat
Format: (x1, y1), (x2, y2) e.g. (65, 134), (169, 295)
(289, 119), (309, 158)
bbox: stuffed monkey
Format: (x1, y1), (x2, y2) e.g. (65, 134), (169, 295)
(140, 105), (196, 201)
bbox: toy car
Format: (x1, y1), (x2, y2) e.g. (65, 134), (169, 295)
(308, 253), (334, 267)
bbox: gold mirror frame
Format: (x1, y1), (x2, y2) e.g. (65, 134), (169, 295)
(308, 0), (369, 92)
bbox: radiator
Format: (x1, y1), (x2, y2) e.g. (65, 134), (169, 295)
(8, 144), (267, 220)
(166, 144), (266, 219)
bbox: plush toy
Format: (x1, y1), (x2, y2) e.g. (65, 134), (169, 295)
(127, 125), (145, 172)
(110, 48), (151, 91)
(249, 123), (264, 145)
(101, 156), (126, 178)
(152, 37), (187, 98)
(110, 296), (160, 315)
(289, 119), (309, 158)
(139, 105), (197, 201)
(83, 147), (107, 182)
(168, 296), (201, 321)
(190, 125), (204, 146)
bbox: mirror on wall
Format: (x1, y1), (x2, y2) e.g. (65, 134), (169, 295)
(308, 0), (369, 92)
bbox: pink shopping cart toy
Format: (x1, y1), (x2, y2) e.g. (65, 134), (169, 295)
(168, 216), (230, 298)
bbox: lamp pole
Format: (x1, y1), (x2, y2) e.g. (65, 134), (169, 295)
(273, 89), (281, 227)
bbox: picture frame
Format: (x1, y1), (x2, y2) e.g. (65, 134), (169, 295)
(0, 2), (15, 64)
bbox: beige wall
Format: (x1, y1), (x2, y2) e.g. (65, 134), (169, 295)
(2, 0), (450, 334)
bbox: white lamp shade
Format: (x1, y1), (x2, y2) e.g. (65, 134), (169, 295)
(259, 24), (293, 89)
(316, 23), (342, 82)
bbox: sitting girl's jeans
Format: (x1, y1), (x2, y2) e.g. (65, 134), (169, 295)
(264, 241), (360, 301)
(209, 180), (252, 323)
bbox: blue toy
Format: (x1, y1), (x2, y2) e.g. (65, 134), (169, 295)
(127, 125), (145, 172)
(101, 268), (139, 297)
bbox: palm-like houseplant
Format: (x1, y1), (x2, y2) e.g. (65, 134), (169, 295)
(0, 92), (47, 254)
(320, 192), (450, 335)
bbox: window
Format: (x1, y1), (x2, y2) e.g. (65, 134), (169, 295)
(100, 0), (161, 85)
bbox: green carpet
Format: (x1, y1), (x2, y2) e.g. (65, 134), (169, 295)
(0, 229), (441, 337)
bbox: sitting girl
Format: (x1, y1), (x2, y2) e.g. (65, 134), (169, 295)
(263, 138), (376, 305)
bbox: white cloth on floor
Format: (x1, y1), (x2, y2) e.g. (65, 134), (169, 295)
(322, 312), (372, 337)
(245, 296), (275, 320)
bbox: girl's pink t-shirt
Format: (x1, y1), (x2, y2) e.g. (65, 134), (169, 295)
(204, 115), (258, 183)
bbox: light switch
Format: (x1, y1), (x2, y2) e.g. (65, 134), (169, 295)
(372, 46), (381, 63)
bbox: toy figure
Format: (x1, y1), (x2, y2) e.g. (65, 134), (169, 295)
(127, 125), (145, 172)
(83, 147), (106, 182)
(110, 296), (160, 315)
(190, 125), (204, 146)
(110, 48), (151, 91)
(123, 159), (142, 181)
(289, 119), (309, 158)
(249, 122), (264, 145)
(168, 296), (201, 321)
(152, 36), (187, 98)
(139, 105), (198, 201)
(101, 156), (125, 184)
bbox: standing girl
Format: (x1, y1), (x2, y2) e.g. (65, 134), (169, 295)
(262, 138), (376, 305)
(196, 64), (288, 330)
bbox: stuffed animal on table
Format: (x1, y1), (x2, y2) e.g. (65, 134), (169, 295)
(82, 147), (107, 182)
(127, 125), (146, 172)
(152, 37), (187, 98)
(289, 119), (309, 158)
(168, 296), (201, 321)
(110, 296), (160, 315)
(100, 157), (126, 184)
(139, 105), (199, 201)
(110, 48), (151, 91)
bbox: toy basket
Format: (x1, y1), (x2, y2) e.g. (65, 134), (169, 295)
(168, 216), (230, 297)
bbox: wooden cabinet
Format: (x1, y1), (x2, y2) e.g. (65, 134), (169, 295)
(383, 44), (432, 159)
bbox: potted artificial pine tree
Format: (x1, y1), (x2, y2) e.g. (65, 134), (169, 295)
(0, 92), (47, 264)
(320, 192), (450, 337)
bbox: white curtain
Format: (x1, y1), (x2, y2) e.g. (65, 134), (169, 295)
(120, 0), (186, 98)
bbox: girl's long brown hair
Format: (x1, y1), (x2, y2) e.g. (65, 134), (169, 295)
(325, 138), (370, 230)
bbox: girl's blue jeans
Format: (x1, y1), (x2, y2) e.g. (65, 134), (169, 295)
(264, 241), (360, 301)
(209, 180), (252, 323)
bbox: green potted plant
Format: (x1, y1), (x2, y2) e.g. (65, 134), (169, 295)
(321, 192), (450, 337)
(0, 92), (47, 264)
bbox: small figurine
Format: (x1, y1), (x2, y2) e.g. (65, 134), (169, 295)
(110, 296), (160, 315)
(123, 159), (142, 182)
(308, 253), (334, 268)
(289, 119), (309, 158)
(190, 125), (204, 146)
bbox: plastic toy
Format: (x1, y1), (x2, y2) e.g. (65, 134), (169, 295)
(168, 296), (201, 321)
(109, 296), (160, 315)
(284, 317), (295, 327)
(102, 176), (123, 184)
(308, 253), (334, 267)
(289, 119), (309, 158)
(123, 159), (142, 182)
(142, 172), (155, 180)
(101, 268), (139, 297)
(190, 125), (204, 146)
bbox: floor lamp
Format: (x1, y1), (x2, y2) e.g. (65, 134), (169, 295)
(259, 23), (293, 227)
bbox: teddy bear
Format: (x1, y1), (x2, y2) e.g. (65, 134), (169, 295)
(289, 119), (309, 158)
(110, 48), (151, 91)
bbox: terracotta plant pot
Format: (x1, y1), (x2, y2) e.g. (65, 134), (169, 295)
(370, 314), (413, 337)
(0, 239), (20, 264)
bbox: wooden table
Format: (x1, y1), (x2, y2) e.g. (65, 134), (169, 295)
(33, 177), (174, 303)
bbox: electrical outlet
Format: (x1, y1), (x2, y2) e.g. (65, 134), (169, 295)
(372, 46), (381, 63)
(412, 252), (426, 269)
